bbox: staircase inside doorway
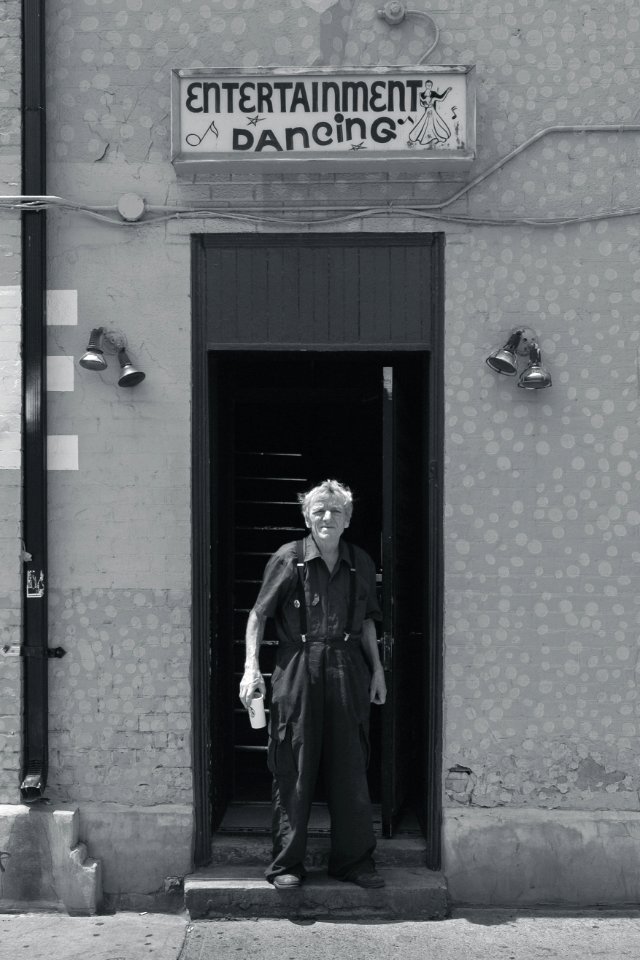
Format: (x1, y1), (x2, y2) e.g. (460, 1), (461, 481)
(217, 802), (424, 837)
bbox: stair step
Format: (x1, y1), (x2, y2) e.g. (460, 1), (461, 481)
(184, 865), (448, 920)
(210, 834), (428, 868)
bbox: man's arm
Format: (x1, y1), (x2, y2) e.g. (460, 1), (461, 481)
(361, 618), (387, 705)
(239, 608), (267, 708)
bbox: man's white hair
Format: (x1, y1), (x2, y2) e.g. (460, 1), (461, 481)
(298, 479), (354, 523)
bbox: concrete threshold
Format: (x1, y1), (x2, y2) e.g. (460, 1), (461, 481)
(184, 865), (449, 920)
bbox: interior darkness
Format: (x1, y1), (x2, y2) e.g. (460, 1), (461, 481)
(211, 352), (423, 815)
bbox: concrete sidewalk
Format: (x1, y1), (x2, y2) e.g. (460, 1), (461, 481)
(0, 912), (188, 960)
(2, 909), (640, 960)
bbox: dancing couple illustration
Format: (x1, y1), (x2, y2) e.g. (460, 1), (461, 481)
(408, 79), (452, 147)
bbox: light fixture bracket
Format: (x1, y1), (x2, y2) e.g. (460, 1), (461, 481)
(513, 326), (538, 357)
(378, 1), (407, 25)
(102, 329), (127, 354)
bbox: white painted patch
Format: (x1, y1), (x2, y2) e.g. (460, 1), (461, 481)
(0, 433), (20, 469)
(0, 285), (20, 307)
(0, 288), (21, 365)
(0, 313), (20, 352)
(47, 434), (79, 470)
(46, 289), (78, 326)
(0, 288), (22, 468)
(0, 339), (19, 363)
(47, 355), (75, 392)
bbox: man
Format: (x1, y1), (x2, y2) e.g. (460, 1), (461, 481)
(239, 479), (387, 890)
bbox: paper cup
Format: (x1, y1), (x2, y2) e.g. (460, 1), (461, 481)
(249, 692), (266, 729)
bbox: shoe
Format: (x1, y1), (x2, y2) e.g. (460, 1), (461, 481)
(272, 873), (302, 889)
(342, 870), (385, 889)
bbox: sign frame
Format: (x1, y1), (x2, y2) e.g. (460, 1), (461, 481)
(171, 65), (476, 175)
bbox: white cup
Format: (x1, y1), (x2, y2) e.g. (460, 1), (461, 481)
(248, 691), (266, 729)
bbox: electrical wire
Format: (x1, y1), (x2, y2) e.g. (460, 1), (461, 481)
(2, 123), (640, 229)
(411, 10), (440, 64)
(3, 197), (640, 230)
(43, 203), (640, 230)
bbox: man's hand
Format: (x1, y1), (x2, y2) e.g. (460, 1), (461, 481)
(239, 668), (266, 710)
(370, 665), (387, 705)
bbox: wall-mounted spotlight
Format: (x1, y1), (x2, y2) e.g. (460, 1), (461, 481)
(486, 327), (551, 390)
(79, 327), (108, 371)
(117, 348), (145, 387)
(78, 328), (146, 386)
(517, 340), (552, 390)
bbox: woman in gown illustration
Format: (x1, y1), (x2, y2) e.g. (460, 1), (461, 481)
(409, 80), (452, 146)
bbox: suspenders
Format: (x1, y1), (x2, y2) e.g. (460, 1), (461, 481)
(295, 540), (357, 643)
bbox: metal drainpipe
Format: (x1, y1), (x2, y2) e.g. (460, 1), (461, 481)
(20, 0), (49, 801)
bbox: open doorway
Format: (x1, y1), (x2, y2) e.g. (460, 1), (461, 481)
(209, 351), (433, 842)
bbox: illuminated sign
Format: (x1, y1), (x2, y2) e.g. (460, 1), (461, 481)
(171, 66), (475, 173)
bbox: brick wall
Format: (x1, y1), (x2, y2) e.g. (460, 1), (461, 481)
(39, 0), (640, 821)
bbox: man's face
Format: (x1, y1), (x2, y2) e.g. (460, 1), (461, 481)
(306, 495), (349, 548)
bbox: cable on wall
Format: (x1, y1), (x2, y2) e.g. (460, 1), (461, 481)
(2, 123), (640, 230)
(377, 2), (440, 63)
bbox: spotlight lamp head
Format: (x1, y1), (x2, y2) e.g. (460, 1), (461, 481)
(117, 348), (146, 387)
(485, 328), (523, 376)
(79, 327), (108, 371)
(517, 340), (552, 390)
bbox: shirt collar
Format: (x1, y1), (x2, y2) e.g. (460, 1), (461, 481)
(304, 534), (350, 565)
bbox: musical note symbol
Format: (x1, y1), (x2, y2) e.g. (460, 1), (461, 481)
(451, 106), (458, 120)
(186, 120), (219, 148)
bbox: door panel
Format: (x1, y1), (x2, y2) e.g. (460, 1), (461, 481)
(209, 355), (233, 828)
(203, 235), (437, 347)
(380, 363), (425, 836)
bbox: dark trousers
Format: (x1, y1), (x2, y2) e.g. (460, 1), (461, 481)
(266, 639), (376, 882)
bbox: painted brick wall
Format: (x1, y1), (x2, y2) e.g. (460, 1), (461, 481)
(45, 228), (192, 807)
(0, 0), (22, 804)
(40, 0), (640, 821)
(444, 225), (640, 810)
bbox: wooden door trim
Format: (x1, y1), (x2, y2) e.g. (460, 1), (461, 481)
(191, 236), (212, 866)
(203, 342), (433, 352)
(199, 233), (438, 249)
(425, 241), (445, 870)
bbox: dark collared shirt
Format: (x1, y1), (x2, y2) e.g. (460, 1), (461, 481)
(253, 535), (381, 645)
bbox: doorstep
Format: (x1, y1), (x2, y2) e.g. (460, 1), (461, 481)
(184, 864), (449, 920)
(187, 804), (448, 920)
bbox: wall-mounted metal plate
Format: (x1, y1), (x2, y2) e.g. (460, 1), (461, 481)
(1, 644), (21, 657)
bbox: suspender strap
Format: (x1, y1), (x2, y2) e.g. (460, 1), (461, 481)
(295, 540), (307, 642)
(295, 540), (358, 643)
(344, 542), (357, 642)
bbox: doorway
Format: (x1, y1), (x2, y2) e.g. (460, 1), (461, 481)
(191, 233), (444, 870)
(209, 351), (433, 840)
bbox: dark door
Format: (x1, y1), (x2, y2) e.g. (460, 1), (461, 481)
(380, 363), (427, 837)
(211, 353), (430, 825)
(213, 355), (385, 807)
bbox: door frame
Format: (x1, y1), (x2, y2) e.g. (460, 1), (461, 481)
(191, 233), (444, 869)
